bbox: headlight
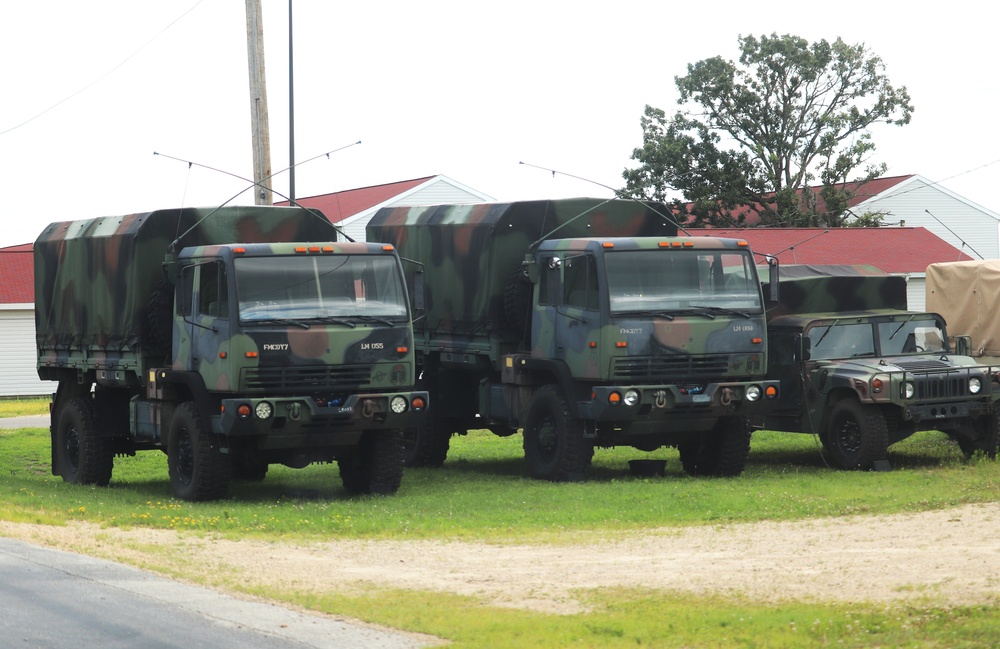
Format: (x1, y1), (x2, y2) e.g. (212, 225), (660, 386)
(390, 396), (408, 414)
(746, 385), (761, 402)
(623, 389), (640, 406)
(969, 377), (982, 394)
(903, 382), (915, 399)
(255, 401), (273, 420)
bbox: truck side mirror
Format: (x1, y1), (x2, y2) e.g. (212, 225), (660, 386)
(767, 257), (779, 303)
(953, 335), (971, 356)
(177, 265), (194, 317)
(799, 334), (811, 361)
(412, 269), (425, 315)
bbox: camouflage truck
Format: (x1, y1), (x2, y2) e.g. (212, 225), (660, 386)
(35, 205), (427, 501)
(752, 266), (998, 469)
(366, 198), (779, 481)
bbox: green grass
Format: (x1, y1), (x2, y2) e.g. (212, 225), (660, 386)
(0, 397), (49, 417)
(2, 425), (999, 647)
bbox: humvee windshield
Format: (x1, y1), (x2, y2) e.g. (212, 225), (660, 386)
(604, 248), (761, 314)
(235, 254), (408, 322)
(807, 316), (947, 360)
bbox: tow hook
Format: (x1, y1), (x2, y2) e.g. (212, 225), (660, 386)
(720, 387), (734, 406)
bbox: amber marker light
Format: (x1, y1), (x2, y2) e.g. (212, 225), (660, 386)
(246, 351), (259, 358)
(608, 391), (622, 405)
(382, 245), (395, 252)
(411, 396), (426, 410)
(294, 247), (308, 253)
(615, 341), (627, 348)
(737, 240), (748, 247)
(397, 346), (409, 354)
(765, 385), (778, 399)
(219, 352), (227, 359)
(752, 337), (763, 344)
(322, 246), (334, 253)
(233, 247), (246, 254)
(589, 341), (597, 348)
(602, 242), (615, 248)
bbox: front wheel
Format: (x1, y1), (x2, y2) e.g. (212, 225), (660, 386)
(824, 400), (889, 470)
(956, 408), (1000, 459)
(167, 402), (232, 501)
(55, 397), (113, 486)
(339, 430), (405, 495)
(523, 386), (593, 481)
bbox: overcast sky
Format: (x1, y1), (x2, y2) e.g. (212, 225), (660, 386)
(1, 1), (998, 248)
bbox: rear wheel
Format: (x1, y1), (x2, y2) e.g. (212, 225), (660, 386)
(339, 430), (404, 495)
(167, 402), (232, 501)
(402, 420), (452, 468)
(523, 386), (593, 481)
(825, 400), (889, 470)
(956, 409), (1000, 459)
(678, 416), (751, 477)
(55, 397), (113, 486)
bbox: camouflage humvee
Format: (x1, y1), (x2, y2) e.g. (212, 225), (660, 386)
(753, 266), (999, 469)
(35, 205), (427, 500)
(368, 198), (780, 481)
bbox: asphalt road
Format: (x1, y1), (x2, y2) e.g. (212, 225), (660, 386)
(0, 538), (432, 649)
(1, 415), (435, 648)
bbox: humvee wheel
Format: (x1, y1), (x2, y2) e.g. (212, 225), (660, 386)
(168, 402), (232, 501)
(339, 430), (404, 495)
(678, 416), (752, 477)
(523, 386), (593, 481)
(825, 400), (889, 470)
(55, 397), (113, 486)
(956, 409), (1000, 459)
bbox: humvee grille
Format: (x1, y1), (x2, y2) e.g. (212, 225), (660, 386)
(612, 355), (729, 383)
(912, 375), (968, 399)
(243, 365), (371, 392)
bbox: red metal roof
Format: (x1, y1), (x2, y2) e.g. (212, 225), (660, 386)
(0, 244), (35, 304)
(275, 176), (436, 223)
(691, 227), (974, 274)
(710, 175), (914, 226)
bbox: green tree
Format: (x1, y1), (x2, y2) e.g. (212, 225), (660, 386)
(621, 34), (913, 228)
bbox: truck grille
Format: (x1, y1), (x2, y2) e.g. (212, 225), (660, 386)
(612, 355), (729, 383)
(243, 365), (371, 392)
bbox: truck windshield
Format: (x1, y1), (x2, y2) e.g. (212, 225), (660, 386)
(604, 249), (761, 314)
(807, 322), (875, 360)
(234, 255), (407, 323)
(877, 317), (947, 354)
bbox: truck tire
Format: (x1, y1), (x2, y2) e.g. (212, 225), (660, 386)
(402, 422), (452, 468)
(338, 430), (404, 495)
(677, 416), (751, 477)
(146, 279), (174, 354)
(55, 397), (113, 486)
(825, 399), (889, 470)
(523, 386), (593, 481)
(167, 402), (232, 501)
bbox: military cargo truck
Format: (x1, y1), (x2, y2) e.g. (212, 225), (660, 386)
(752, 266), (998, 469)
(35, 205), (427, 500)
(367, 198), (779, 480)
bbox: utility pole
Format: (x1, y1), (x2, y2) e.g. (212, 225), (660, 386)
(245, 0), (273, 205)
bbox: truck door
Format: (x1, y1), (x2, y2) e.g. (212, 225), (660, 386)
(554, 253), (601, 380)
(180, 261), (232, 387)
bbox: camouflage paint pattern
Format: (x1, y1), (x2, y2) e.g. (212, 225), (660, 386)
(35, 205), (426, 441)
(369, 198), (777, 441)
(756, 268), (998, 442)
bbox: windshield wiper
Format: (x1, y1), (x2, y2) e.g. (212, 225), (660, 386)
(351, 315), (397, 326)
(690, 305), (751, 319)
(813, 319), (840, 349)
(304, 316), (357, 328)
(245, 318), (310, 329)
(887, 314), (916, 340)
(615, 309), (675, 320)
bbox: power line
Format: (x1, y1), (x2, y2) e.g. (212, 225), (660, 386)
(0, 1), (205, 137)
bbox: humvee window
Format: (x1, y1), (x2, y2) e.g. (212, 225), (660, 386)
(807, 322), (875, 360)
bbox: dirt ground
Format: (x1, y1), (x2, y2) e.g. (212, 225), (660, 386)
(3, 502), (1000, 615)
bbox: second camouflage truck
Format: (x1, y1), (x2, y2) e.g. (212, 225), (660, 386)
(35, 205), (427, 501)
(751, 266), (999, 469)
(367, 198), (779, 481)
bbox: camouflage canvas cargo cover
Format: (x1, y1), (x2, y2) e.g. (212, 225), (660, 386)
(755, 265), (999, 468)
(35, 205), (427, 500)
(369, 198), (779, 481)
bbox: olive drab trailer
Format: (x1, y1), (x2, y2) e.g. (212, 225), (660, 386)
(752, 265), (999, 468)
(35, 205), (427, 500)
(367, 198), (780, 480)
